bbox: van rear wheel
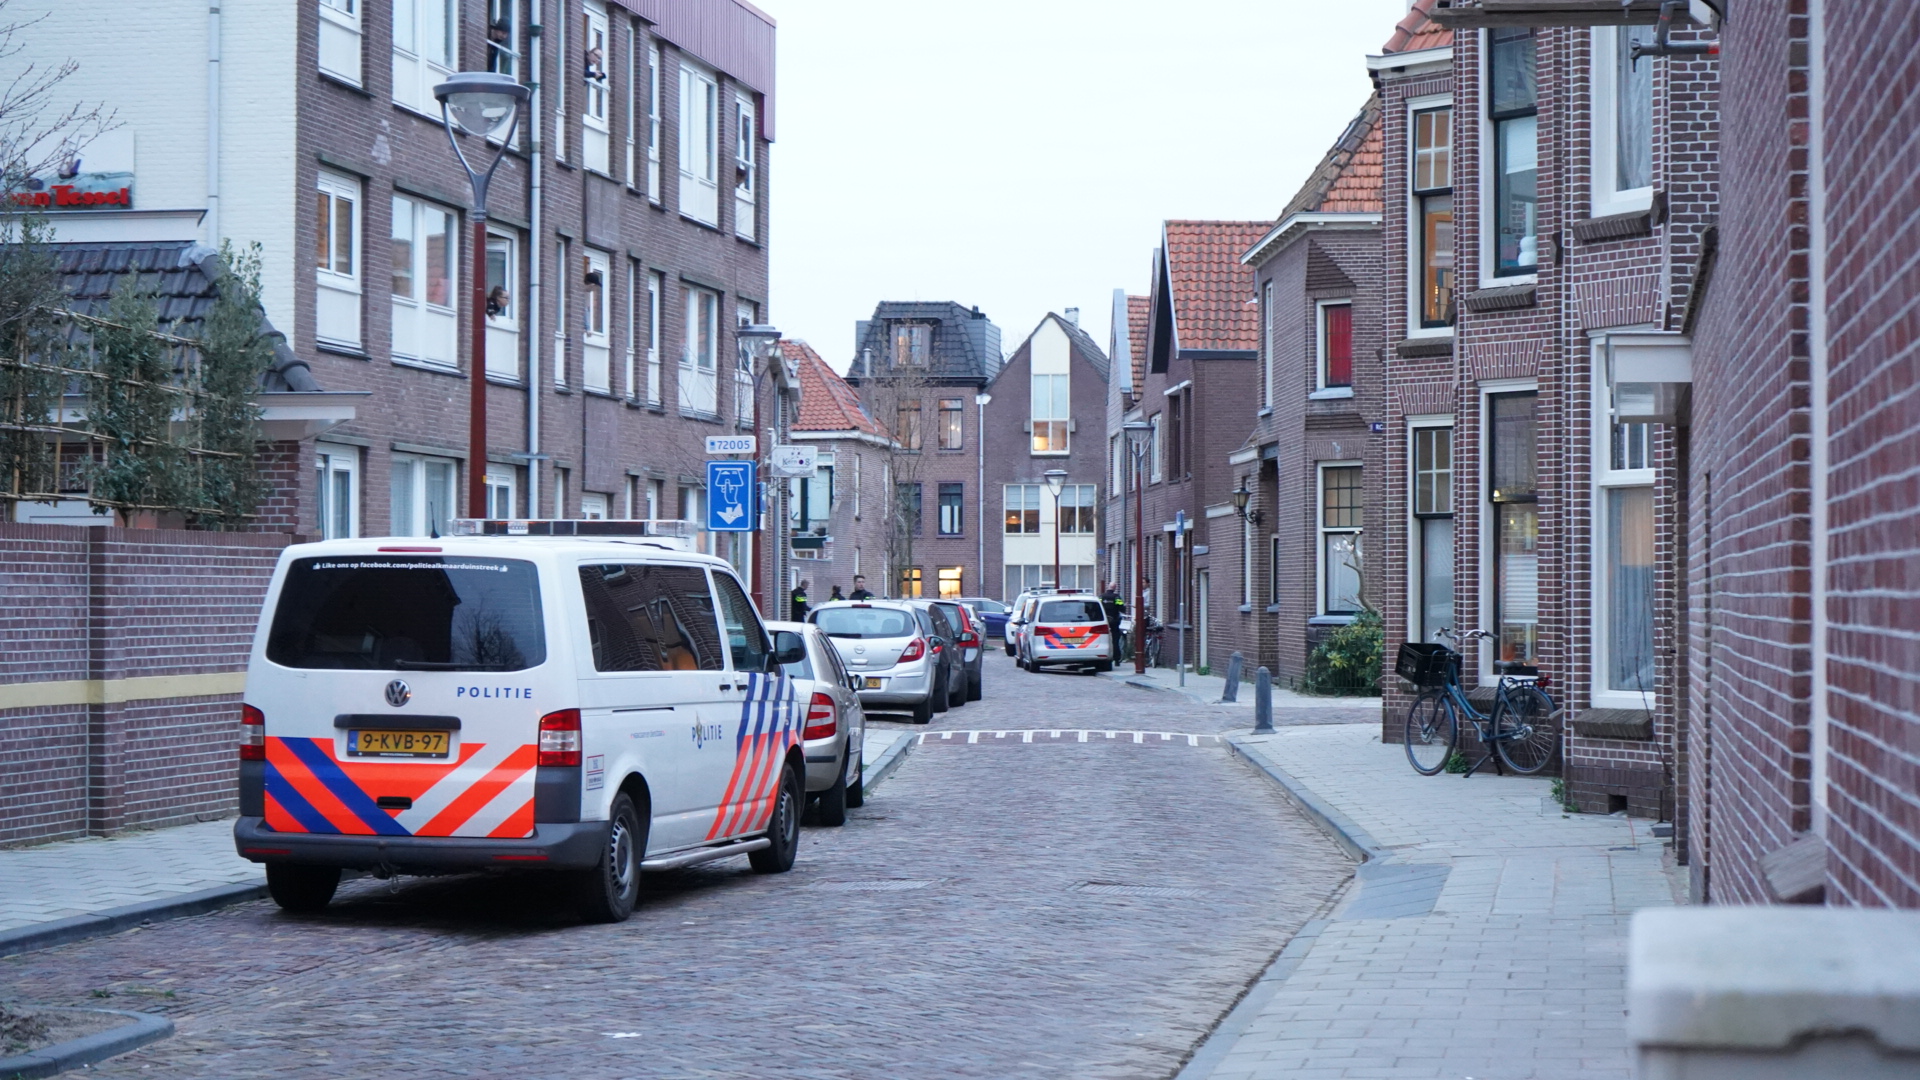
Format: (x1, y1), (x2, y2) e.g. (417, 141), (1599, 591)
(266, 864), (340, 913)
(750, 765), (802, 874)
(574, 792), (643, 923)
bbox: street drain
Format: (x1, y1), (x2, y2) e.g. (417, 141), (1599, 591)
(1074, 882), (1203, 899)
(812, 879), (937, 892)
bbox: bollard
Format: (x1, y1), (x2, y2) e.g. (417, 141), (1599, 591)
(1253, 666), (1274, 733)
(1221, 652), (1245, 703)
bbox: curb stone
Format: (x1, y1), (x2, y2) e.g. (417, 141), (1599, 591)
(859, 732), (914, 794)
(0, 881), (267, 960)
(1171, 920), (1332, 1080)
(1224, 735), (1389, 863)
(0, 1009), (172, 1078)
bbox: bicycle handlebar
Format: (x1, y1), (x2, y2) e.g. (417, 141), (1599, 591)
(1434, 627), (1493, 643)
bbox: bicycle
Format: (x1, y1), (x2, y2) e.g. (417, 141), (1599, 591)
(1141, 615), (1165, 668)
(1397, 628), (1558, 777)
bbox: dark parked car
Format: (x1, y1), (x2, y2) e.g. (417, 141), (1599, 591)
(955, 596), (1011, 639)
(924, 599), (984, 702)
(905, 600), (971, 710)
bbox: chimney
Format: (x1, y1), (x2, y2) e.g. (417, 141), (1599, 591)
(1064, 307), (1080, 327)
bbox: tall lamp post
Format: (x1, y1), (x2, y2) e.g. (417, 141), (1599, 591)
(1122, 420), (1153, 673)
(1043, 468), (1068, 590)
(975, 393), (991, 594)
(435, 73), (530, 518)
(738, 324), (783, 611)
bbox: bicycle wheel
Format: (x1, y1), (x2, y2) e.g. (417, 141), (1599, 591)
(1403, 689), (1457, 775)
(1493, 683), (1557, 775)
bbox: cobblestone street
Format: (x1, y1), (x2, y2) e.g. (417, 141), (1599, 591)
(2, 654), (1354, 1079)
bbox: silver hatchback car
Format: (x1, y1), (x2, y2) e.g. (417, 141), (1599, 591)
(808, 600), (947, 724)
(767, 621), (866, 826)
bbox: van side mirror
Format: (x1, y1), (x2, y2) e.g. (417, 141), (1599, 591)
(771, 630), (806, 668)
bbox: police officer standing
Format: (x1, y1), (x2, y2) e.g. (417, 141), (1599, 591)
(848, 575), (874, 601)
(1101, 582), (1127, 660)
(791, 579), (810, 622)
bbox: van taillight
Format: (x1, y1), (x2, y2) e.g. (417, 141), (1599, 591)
(538, 709), (582, 767)
(803, 692), (837, 740)
(239, 703), (265, 761)
(898, 637), (926, 662)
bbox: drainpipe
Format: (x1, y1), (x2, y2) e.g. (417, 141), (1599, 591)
(525, 10), (545, 515)
(205, 2), (220, 244)
(976, 391), (989, 592)
(1808, 0), (1831, 833)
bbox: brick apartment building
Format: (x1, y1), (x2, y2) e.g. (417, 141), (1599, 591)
(845, 301), (1003, 600)
(985, 311), (1111, 601)
(1231, 98), (1387, 684)
(783, 339), (891, 601)
(1106, 222), (1267, 673)
(1372, 0), (1716, 825)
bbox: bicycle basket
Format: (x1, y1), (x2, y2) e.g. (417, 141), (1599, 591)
(1395, 642), (1458, 688)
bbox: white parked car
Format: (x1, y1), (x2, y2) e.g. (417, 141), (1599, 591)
(233, 525), (805, 924)
(765, 620), (865, 826)
(807, 600), (956, 723)
(1019, 594), (1116, 673)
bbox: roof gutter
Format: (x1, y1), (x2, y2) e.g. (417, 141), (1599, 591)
(1366, 45), (1453, 73)
(1241, 212), (1383, 268)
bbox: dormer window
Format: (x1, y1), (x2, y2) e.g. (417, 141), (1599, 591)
(891, 323), (930, 367)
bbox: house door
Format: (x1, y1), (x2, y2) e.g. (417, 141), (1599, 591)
(1196, 570), (1211, 672)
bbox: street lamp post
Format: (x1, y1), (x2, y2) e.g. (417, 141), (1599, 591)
(1122, 420), (1152, 673)
(737, 324), (783, 611)
(434, 72), (530, 518)
(1043, 468), (1068, 591)
(975, 393), (991, 594)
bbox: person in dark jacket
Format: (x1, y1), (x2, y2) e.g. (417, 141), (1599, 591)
(790, 580), (810, 622)
(829, 585), (845, 602)
(1101, 583), (1127, 659)
(848, 575), (874, 601)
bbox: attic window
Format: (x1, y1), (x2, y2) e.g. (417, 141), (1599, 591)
(891, 323), (930, 367)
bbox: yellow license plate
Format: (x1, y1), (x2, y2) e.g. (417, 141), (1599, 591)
(348, 730), (450, 758)
(864, 677), (883, 689)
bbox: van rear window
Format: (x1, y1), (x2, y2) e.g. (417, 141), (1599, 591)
(1039, 599), (1106, 623)
(267, 557), (546, 671)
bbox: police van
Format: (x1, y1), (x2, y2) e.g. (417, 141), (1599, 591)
(232, 519), (807, 923)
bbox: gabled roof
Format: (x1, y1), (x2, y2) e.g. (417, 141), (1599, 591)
(847, 300), (1002, 384)
(785, 339), (885, 437)
(1161, 221), (1268, 355)
(1244, 96), (1386, 267)
(1126, 294), (1150, 394)
(1383, 0), (1452, 54)
(1002, 312), (1111, 385)
(54, 240), (318, 391)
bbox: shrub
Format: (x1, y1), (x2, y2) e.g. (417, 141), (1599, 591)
(1302, 610), (1382, 696)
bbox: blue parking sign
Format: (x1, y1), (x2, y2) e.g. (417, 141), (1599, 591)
(707, 460), (756, 532)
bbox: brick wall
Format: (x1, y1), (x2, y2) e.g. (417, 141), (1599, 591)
(0, 524), (292, 845)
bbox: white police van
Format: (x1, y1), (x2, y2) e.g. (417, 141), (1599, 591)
(232, 519), (806, 923)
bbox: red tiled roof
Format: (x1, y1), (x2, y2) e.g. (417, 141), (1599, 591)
(1164, 221), (1270, 352)
(786, 340), (885, 436)
(1126, 294), (1150, 393)
(1383, 0), (1452, 54)
(1276, 97), (1385, 222)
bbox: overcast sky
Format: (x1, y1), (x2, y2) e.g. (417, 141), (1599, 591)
(758, 0), (1412, 371)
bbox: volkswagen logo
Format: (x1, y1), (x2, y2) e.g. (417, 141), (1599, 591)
(384, 679), (412, 708)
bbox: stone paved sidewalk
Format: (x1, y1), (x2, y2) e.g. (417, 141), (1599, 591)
(0, 730), (914, 945)
(1185, 723), (1680, 1080)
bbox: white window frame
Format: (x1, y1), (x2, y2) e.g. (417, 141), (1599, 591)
(679, 284), (719, 415)
(1477, 376), (1538, 682)
(645, 270), (663, 405)
(581, 0), (611, 175)
(1314, 298), (1356, 395)
(646, 42), (662, 201)
(552, 237), (569, 387)
(389, 193), (459, 370)
(1030, 372), (1069, 455)
(391, 0), (456, 116)
(486, 0), (518, 77)
(1406, 93), (1456, 338)
(1316, 461), (1365, 616)
(1260, 280), (1274, 411)
(579, 492), (609, 520)
(483, 229), (519, 381)
(735, 299), (757, 426)
(734, 92), (757, 241)
(582, 247), (612, 393)
(388, 452), (458, 537)
(625, 18), (639, 186)
(315, 170), (362, 348)
(678, 59), (720, 226)
(318, 0), (363, 85)
(1481, 29), (1539, 288)
(1590, 343), (1657, 709)
(485, 466), (517, 520)
(1148, 413), (1163, 483)
(623, 259), (639, 400)
(1406, 415), (1455, 644)
(1241, 508), (1254, 607)
(1059, 483), (1096, 535)
(551, 4), (567, 163)
(852, 454), (862, 519)
(1591, 26), (1657, 216)
(1002, 484), (1040, 535)
(316, 444), (361, 539)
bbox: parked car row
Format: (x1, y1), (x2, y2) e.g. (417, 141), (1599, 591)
(805, 598), (986, 723)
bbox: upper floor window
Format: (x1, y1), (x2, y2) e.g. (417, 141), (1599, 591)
(1489, 28), (1538, 277)
(390, 194), (457, 368)
(1059, 484), (1097, 534)
(938, 482), (964, 535)
(319, 0), (362, 84)
(1031, 373), (1069, 454)
(895, 400), (923, 451)
(1260, 280), (1274, 409)
(892, 323), (930, 367)
(1148, 413), (1162, 483)
(315, 171), (361, 348)
(679, 285), (719, 416)
(484, 231), (519, 380)
(485, 0), (516, 76)
(938, 397), (964, 450)
(646, 43), (662, 201)
(734, 93), (757, 241)
(392, 0), (455, 115)
(1412, 105), (1455, 327)
(1593, 25), (1655, 214)
(1166, 389), (1185, 478)
(1318, 302), (1353, 389)
(581, 0), (612, 175)
(678, 61), (720, 225)
(1003, 484), (1040, 534)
